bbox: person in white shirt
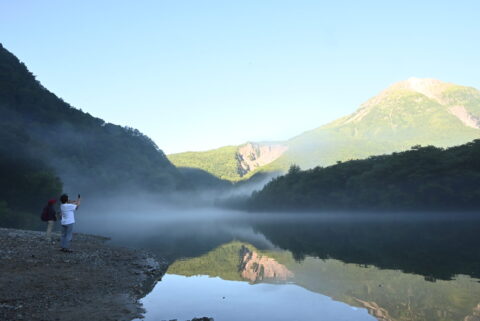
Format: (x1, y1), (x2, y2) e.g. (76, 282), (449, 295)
(59, 193), (81, 252)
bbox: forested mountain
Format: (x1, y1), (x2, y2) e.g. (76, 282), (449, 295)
(0, 44), (185, 226)
(0, 154), (62, 228)
(0, 43), (184, 192)
(248, 140), (480, 211)
(170, 78), (480, 180)
(276, 78), (480, 169)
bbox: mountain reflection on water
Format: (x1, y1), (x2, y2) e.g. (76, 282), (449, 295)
(167, 240), (480, 321)
(78, 210), (480, 321)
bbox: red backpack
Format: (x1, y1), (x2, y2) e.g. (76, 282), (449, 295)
(40, 205), (49, 221)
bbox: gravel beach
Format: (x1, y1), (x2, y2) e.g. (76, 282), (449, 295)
(0, 227), (167, 321)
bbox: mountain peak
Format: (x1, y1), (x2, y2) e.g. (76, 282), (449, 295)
(388, 77), (452, 101)
(332, 77), (480, 131)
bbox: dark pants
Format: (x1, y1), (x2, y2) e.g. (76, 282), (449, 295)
(61, 223), (74, 249)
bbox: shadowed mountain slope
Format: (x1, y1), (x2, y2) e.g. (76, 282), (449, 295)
(0, 43), (185, 196)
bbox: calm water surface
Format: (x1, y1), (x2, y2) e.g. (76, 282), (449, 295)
(77, 207), (480, 321)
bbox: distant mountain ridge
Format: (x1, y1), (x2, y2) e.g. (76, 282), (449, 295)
(171, 78), (480, 180)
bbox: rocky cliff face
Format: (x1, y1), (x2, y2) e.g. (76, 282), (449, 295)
(236, 143), (288, 176)
(449, 105), (480, 129)
(238, 245), (293, 283)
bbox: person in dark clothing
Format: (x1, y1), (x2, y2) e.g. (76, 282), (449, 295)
(42, 199), (57, 241)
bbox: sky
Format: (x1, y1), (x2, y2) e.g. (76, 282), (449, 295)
(1, 0), (479, 153)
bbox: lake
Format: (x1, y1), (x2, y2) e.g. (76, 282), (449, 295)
(76, 206), (480, 321)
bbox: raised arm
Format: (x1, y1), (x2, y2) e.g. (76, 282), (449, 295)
(68, 196), (81, 207)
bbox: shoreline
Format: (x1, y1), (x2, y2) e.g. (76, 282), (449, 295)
(0, 227), (167, 321)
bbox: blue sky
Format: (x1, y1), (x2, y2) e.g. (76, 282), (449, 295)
(1, 0), (479, 153)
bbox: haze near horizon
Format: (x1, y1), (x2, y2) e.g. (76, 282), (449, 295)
(0, 0), (479, 153)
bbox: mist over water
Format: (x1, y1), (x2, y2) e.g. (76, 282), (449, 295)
(76, 202), (275, 261)
(76, 198), (480, 267)
(71, 199), (480, 321)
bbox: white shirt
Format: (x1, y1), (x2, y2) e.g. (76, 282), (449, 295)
(60, 203), (77, 225)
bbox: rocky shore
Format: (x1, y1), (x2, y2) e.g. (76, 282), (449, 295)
(0, 227), (167, 321)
